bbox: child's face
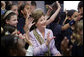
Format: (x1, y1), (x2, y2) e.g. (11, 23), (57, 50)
(71, 11), (79, 19)
(26, 1), (31, 5)
(23, 5), (31, 15)
(31, 5), (36, 12)
(11, 5), (18, 16)
(36, 15), (47, 29)
(79, 7), (83, 16)
(6, 15), (18, 27)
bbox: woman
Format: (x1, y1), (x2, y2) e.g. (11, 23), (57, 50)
(6, 4), (18, 15)
(71, 20), (83, 56)
(29, 2), (61, 56)
(63, 10), (79, 40)
(17, 3), (31, 34)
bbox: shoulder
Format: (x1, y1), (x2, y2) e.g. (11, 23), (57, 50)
(29, 30), (34, 35)
(29, 30), (35, 39)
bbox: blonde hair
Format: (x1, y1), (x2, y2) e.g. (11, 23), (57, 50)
(31, 8), (45, 24)
(74, 20), (83, 33)
(71, 20), (83, 46)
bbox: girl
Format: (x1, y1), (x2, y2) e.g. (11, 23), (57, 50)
(17, 3), (31, 34)
(1, 10), (33, 56)
(1, 10), (18, 27)
(71, 20), (83, 56)
(6, 4), (18, 15)
(1, 35), (26, 56)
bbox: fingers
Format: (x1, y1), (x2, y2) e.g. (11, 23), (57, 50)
(61, 37), (69, 50)
(46, 31), (56, 46)
(74, 13), (83, 21)
(18, 33), (25, 39)
(62, 37), (69, 45)
(48, 5), (53, 10)
(30, 18), (34, 23)
(32, 22), (35, 25)
(50, 36), (56, 40)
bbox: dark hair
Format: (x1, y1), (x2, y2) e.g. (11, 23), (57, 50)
(18, 3), (30, 18)
(67, 10), (76, 18)
(1, 24), (16, 37)
(4, 24), (16, 34)
(1, 11), (16, 27)
(5, 1), (13, 10)
(31, 1), (37, 6)
(51, 2), (58, 11)
(78, 1), (83, 10)
(1, 35), (19, 56)
(6, 4), (17, 10)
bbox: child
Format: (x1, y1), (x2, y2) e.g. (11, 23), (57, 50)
(1, 35), (26, 56)
(1, 10), (18, 27)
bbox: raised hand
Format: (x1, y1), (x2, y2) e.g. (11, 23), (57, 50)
(45, 5), (53, 17)
(73, 12), (83, 21)
(46, 1), (61, 25)
(46, 31), (55, 46)
(23, 34), (32, 45)
(61, 37), (73, 56)
(24, 10), (35, 31)
(56, 1), (61, 8)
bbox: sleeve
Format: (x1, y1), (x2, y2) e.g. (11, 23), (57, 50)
(29, 32), (48, 56)
(49, 30), (60, 56)
(26, 46), (33, 56)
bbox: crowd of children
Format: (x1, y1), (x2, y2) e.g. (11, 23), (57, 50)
(1, 1), (83, 56)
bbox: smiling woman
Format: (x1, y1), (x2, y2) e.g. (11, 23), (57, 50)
(29, 6), (61, 56)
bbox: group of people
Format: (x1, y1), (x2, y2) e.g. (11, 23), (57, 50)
(1, 1), (83, 56)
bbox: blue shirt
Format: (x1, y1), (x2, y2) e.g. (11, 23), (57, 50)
(1, 9), (5, 15)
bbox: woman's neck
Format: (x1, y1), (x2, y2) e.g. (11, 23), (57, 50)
(37, 27), (45, 33)
(37, 27), (45, 38)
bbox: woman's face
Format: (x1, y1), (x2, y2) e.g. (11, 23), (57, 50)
(11, 5), (18, 15)
(31, 5), (36, 12)
(6, 15), (18, 27)
(36, 15), (47, 29)
(23, 5), (31, 16)
(79, 7), (83, 16)
(71, 11), (79, 19)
